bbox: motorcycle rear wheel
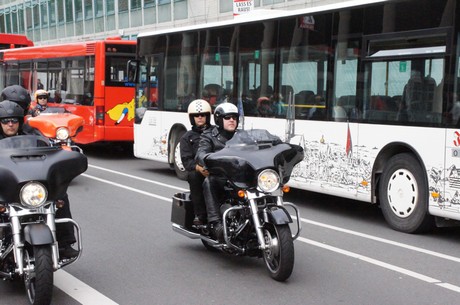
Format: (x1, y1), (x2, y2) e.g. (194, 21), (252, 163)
(262, 224), (294, 282)
(24, 245), (54, 305)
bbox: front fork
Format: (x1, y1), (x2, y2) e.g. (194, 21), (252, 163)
(222, 193), (301, 252)
(9, 204), (82, 275)
(248, 198), (269, 250)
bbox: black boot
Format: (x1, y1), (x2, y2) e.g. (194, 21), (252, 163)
(59, 244), (79, 259)
(211, 221), (224, 242)
(193, 214), (207, 226)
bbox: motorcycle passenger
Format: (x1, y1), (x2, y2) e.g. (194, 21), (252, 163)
(180, 99), (212, 226)
(29, 89), (49, 117)
(195, 102), (239, 241)
(0, 98), (79, 258)
(1, 84), (31, 116)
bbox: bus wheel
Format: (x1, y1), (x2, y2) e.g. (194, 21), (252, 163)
(379, 153), (434, 233)
(173, 132), (187, 181)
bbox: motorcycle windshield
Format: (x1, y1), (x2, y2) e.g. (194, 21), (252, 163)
(0, 135), (88, 203)
(205, 129), (304, 188)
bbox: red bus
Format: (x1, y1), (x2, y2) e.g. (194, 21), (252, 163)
(0, 33), (33, 49)
(0, 37), (137, 144)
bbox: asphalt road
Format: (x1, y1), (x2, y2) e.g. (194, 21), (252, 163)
(1, 144), (460, 305)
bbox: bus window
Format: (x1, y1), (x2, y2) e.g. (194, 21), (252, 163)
(47, 60), (65, 102)
(5, 61), (19, 86)
(364, 36), (446, 125)
(333, 39), (360, 121)
(201, 27), (235, 109)
(238, 21), (276, 118)
(64, 59), (85, 104)
(280, 48), (328, 120)
(106, 55), (132, 83)
(161, 32), (199, 112)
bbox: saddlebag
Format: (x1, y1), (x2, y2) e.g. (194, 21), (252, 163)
(171, 192), (194, 229)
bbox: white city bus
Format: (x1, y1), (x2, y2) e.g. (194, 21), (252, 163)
(132, 0), (460, 233)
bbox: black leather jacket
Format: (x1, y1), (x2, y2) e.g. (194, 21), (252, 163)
(180, 125), (211, 172)
(195, 126), (235, 168)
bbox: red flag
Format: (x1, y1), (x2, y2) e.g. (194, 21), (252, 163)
(346, 123), (352, 157)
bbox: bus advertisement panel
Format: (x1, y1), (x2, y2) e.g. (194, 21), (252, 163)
(0, 33), (33, 49)
(132, 0), (460, 233)
(0, 38), (136, 144)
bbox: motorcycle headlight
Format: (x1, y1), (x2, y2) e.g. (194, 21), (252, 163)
(257, 169), (280, 193)
(20, 182), (48, 208)
(56, 127), (70, 140)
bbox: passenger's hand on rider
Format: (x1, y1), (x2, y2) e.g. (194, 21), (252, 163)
(195, 164), (209, 177)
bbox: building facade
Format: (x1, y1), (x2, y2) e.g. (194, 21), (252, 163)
(0, 0), (346, 45)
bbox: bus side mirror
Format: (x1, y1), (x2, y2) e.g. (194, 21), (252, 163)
(127, 60), (139, 83)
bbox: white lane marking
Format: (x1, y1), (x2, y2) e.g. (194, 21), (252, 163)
(299, 237), (460, 294)
(54, 270), (119, 305)
(81, 170), (460, 294)
(88, 164), (188, 192)
(82, 173), (172, 201)
(298, 217), (460, 263)
(85, 169), (460, 263)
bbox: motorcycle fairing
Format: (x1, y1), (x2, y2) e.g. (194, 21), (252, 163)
(0, 135), (88, 203)
(205, 129), (304, 188)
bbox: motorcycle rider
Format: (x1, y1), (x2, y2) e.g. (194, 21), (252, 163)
(0, 100), (25, 138)
(1, 84), (31, 116)
(28, 89), (49, 117)
(180, 99), (212, 226)
(0, 97), (79, 258)
(195, 102), (239, 241)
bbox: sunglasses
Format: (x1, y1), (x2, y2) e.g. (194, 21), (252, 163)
(223, 114), (238, 121)
(192, 113), (207, 118)
(1, 118), (19, 124)
(37, 96), (48, 100)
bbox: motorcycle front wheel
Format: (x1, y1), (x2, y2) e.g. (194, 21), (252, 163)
(262, 224), (294, 282)
(24, 245), (54, 305)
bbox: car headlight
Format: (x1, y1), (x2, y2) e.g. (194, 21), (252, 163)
(257, 169), (280, 193)
(20, 182), (48, 208)
(56, 127), (70, 140)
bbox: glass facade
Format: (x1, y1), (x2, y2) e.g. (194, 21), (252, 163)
(0, 1), (346, 44)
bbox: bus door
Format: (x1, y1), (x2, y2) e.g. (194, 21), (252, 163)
(103, 51), (137, 142)
(364, 32), (448, 208)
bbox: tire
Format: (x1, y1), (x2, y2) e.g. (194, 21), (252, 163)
(379, 153), (434, 233)
(172, 131), (187, 181)
(262, 224), (294, 282)
(24, 245), (54, 305)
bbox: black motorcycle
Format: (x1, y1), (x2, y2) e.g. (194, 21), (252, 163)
(172, 129), (304, 281)
(0, 115), (87, 304)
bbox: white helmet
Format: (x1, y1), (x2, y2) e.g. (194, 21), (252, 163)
(35, 89), (48, 101)
(214, 102), (239, 129)
(187, 99), (211, 126)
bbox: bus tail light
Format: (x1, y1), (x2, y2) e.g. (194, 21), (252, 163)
(96, 106), (104, 125)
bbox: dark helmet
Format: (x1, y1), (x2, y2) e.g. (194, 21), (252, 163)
(1, 85), (31, 114)
(187, 99), (211, 126)
(0, 100), (25, 120)
(214, 103), (239, 129)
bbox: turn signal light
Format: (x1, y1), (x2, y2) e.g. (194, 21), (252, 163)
(56, 199), (65, 209)
(282, 185), (290, 193)
(0, 204), (6, 213)
(237, 190), (246, 198)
